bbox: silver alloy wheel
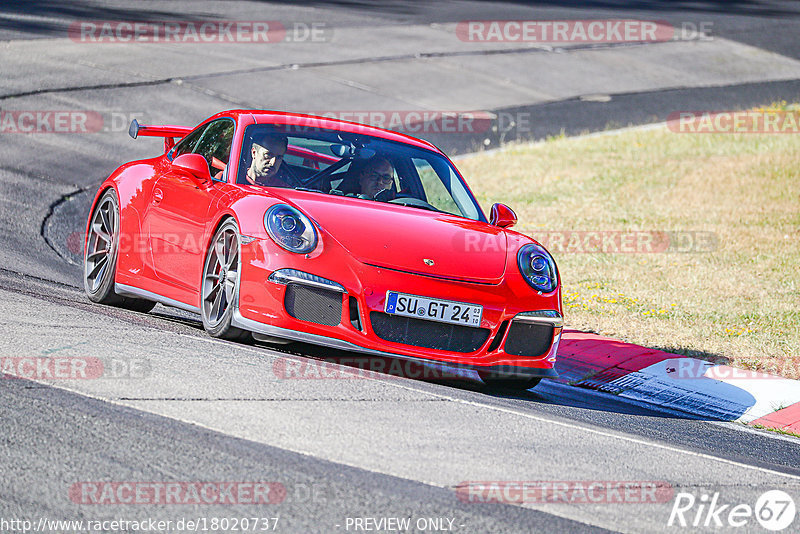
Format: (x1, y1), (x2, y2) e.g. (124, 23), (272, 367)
(84, 196), (117, 293)
(202, 225), (240, 327)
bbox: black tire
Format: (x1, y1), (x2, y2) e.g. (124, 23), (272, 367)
(478, 371), (542, 391)
(84, 189), (156, 313)
(122, 298), (158, 313)
(200, 218), (252, 342)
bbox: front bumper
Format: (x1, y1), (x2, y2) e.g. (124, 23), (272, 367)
(236, 238), (562, 377)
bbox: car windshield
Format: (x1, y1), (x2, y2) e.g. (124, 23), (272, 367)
(238, 124), (484, 221)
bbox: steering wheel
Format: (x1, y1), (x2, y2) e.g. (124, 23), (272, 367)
(388, 196), (439, 212)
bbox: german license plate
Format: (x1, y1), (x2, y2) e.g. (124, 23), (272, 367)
(384, 291), (482, 327)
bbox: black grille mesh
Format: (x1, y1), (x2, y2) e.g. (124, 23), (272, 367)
(504, 322), (553, 357)
(284, 284), (342, 326)
(369, 312), (490, 353)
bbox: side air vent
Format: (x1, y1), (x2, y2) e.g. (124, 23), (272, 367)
(349, 296), (363, 331)
(486, 320), (510, 353)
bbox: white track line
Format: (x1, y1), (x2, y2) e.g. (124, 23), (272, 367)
(174, 331), (800, 481)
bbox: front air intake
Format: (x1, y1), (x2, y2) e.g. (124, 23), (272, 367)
(284, 284), (342, 326)
(503, 322), (553, 357)
(369, 312), (490, 353)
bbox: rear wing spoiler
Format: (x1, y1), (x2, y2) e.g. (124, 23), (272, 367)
(129, 119), (192, 151)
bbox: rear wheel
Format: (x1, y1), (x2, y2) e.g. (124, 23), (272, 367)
(479, 371), (542, 391)
(201, 219), (252, 342)
(84, 189), (155, 313)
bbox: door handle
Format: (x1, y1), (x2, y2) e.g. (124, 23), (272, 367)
(152, 187), (163, 205)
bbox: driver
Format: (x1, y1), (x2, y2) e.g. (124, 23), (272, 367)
(357, 157), (396, 199)
(245, 133), (289, 187)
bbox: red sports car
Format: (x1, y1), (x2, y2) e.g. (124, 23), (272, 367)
(84, 110), (562, 389)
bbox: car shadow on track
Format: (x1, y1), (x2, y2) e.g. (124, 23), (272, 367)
(147, 307), (726, 422)
(255, 339), (712, 421)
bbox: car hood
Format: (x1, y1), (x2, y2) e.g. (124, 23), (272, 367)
(274, 190), (507, 283)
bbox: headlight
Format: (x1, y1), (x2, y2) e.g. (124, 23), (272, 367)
(264, 204), (317, 254)
(517, 243), (558, 293)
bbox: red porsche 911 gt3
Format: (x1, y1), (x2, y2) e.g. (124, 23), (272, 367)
(84, 110), (562, 389)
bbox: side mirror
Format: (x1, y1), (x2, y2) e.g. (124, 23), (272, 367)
(172, 153), (212, 188)
(490, 203), (517, 228)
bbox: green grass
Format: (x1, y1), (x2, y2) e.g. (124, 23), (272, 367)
(750, 423), (800, 439)
(457, 103), (800, 379)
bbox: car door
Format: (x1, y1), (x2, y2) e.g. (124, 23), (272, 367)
(145, 118), (235, 291)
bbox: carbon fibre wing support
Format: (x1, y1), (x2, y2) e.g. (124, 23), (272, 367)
(129, 119), (192, 152)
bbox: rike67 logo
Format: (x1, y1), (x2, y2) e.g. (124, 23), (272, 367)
(668, 490), (796, 531)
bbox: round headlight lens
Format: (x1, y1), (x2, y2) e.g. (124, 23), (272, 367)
(531, 255), (548, 272)
(518, 244), (558, 293)
(280, 216), (297, 232)
(264, 204), (317, 254)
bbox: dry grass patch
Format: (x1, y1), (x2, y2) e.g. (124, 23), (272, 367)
(457, 109), (800, 379)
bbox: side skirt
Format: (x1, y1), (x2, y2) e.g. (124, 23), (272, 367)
(115, 283), (200, 314)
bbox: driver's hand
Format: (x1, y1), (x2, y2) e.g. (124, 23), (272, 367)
(373, 188), (394, 202)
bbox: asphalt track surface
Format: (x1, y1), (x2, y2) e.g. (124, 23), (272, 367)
(1, 2), (800, 533)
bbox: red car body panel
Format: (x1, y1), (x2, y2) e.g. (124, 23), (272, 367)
(269, 189), (508, 284)
(87, 110), (563, 376)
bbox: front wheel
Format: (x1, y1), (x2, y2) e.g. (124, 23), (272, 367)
(84, 189), (155, 313)
(201, 219), (251, 342)
(478, 371), (542, 391)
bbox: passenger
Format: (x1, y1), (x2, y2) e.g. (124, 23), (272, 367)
(356, 157), (396, 199)
(245, 133), (289, 187)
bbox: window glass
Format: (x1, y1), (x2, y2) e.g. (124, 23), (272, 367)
(194, 119), (235, 172)
(238, 124), (485, 221)
(170, 126), (205, 159)
(412, 158), (460, 216)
